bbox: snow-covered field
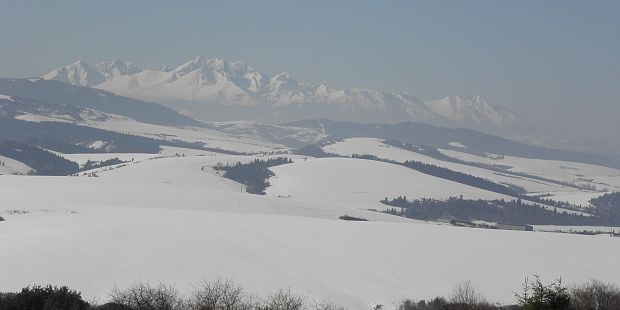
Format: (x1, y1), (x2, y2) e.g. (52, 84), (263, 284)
(2, 148), (620, 308)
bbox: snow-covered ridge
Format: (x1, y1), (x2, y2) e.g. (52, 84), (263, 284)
(41, 56), (536, 135)
(0, 93), (13, 101)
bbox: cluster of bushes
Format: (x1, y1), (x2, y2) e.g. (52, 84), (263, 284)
(214, 157), (293, 194)
(0, 140), (79, 175)
(3, 278), (620, 310)
(381, 196), (607, 226)
(0, 280), (344, 310)
(398, 277), (620, 310)
(0, 285), (89, 310)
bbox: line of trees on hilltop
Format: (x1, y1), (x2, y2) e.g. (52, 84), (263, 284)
(350, 154), (525, 197)
(80, 158), (127, 172)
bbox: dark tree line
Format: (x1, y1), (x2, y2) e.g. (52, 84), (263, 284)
(384, 140), (586, 192)
(400, 159), (524, 196)
(214, 157), (293, 194)
(381, 196), (608, 226)
(80, 158), (127, 172)
(0, 140), (79, 175)
(351, 154), (524, 196)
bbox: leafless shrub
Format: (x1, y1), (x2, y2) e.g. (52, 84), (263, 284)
(448, 281), (490, 309)
(570, 280), (620, 310)
(264, 289), (306, 310)
(189, 278), (253, 310)
(109, 282), (185, 310)
(311, 299), (346, 310)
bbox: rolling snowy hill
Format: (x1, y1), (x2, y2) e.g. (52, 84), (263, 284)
(322, 138), (620, 206)
(1, 148), (620, 309)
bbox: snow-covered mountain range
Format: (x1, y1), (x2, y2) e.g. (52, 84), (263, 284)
(41, 56), (537, 135)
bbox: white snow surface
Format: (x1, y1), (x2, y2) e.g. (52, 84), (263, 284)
(0, 155), (33, 175)
(0, 153), (619, 308)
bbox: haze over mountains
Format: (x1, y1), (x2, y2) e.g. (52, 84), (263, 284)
(42, 56), (538, 137)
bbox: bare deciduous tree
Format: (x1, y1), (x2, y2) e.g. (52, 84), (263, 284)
(571, 280), (620, 310)
(448, 281), (488, 310)
(311, 299), (346, 310)
(109, 282), (185, 310)
(190, 278), (253, 310)
(264, 289), (306, 310)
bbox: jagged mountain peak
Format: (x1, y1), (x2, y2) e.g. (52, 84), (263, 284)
(96, 59), (142, 79)
(41, 59), (106, 87)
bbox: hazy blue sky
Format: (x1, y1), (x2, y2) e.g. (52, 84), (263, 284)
(1, 0), (618, 140)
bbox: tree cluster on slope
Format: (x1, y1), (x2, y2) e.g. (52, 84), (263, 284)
(401, 159), (523, 196)
(0, 140), (79, 175)
(589, 192), (620, 225)
(351, 154), (523, 196)
(381, 196), (606, 226)
(214, 157), (293, 194)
